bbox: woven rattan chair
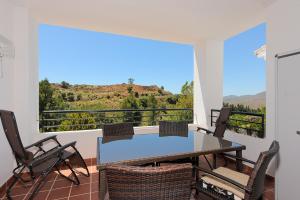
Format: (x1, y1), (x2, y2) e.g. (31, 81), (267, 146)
(0, 110), (90, 200)
(195, 141), (279, 200)
(159, 120), (189, 137)
(102, 122), (134, 137)
(157, 121), (195, 167)
(105, 163), (193, 200)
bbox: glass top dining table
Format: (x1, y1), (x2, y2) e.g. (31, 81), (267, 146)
(96, 131), (246, 170)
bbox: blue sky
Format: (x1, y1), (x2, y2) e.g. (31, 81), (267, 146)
(224, 23), (266, 96)
(39, 23), (265, 95)
(39, 25), (194, 94)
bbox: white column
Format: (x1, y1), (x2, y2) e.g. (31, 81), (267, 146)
(193, 40), (224, 128)
(13, 6), (39, 145)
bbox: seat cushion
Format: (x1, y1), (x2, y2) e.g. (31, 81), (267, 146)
(201, 167), (249, 199)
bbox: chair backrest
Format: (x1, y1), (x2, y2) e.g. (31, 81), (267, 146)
(0, 110), (31, 163)
(245, 141), (279, 200)
(213, 107), (231, 137)
(159, 121), (188, 137)
(106, 164), (193, 200)
(102, 122), (134, 137)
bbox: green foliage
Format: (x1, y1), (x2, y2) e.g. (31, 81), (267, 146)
(166, 96), (178, 105)
(223, 103), (266, 138)
(181, 81), (193, 96)
(39, 79), (194, 132)
(76, 94), (82, 101)
(176, 81), (193, 109)
(58, 113), (96, 131)
(134, 92), (139, 98)
(121, 94), (142, 126)
(67, 92), (75, 102)
(128, 78), (134, 84)
(39, 79), (66, 113)
(158, 89), (163, 96)
(61, 81), (71, 89)
(127, 86), (133, 94)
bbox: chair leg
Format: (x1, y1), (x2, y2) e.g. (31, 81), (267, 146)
(6, 175), (18, 200)
(27, 168), (54, 200)
(258, 195), (264, 200)
(203, 155), (213, 170)
(56, 161), (80, 185)
(74, 151), (90, 177)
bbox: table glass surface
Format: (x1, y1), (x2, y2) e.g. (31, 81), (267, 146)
(97, 131), (243, 165)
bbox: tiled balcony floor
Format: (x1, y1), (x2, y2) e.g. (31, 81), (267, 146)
(0, 157), (275, 200)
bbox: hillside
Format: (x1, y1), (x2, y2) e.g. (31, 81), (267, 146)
(51, 83), (174, 109)
(224, 91), (266, 109)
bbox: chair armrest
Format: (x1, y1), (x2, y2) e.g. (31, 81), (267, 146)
(25, 135), (60, 149)
(30, 141), (77, 167)
(194, 166), (252, 193)
(221, 153), (256, 165)
(197, 127), (213, 134)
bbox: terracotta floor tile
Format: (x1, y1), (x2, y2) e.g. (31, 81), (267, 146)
(70, 183), (90, 197)
(10, 186), (31, 197)
(29, 191), (49, 200)
(91, 158), (97, 165)
(91, 191), (99, 200)
(52, 179), (72, 190)
(69, 193), (90, 200)
(39, 181), (54, 192)
(91, 182), (99, 193)
(91, 173), (99, 183)
(264, 189), (275, 200)
(47, 187), (71, 200)
(77, 175), (91, 185)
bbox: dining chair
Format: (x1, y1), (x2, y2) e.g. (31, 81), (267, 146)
(197, 107), (232, 169)
(0, 110), (90, 200)
(195, 141), (279, 200)
(159, 120), (189, 137)
(102, 122), (134, 137)
(197, 107), (232, 137)
(105, 163), (193, 200)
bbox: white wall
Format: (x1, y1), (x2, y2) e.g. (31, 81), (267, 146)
(0, 0), (39, 186)
(193, 40), (224, 128)
(265, 0), (300, 199)
(0, 0), (17, 186)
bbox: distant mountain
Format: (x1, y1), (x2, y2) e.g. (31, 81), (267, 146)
(224, 91), (266, 109)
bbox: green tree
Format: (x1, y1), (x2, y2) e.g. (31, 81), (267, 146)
(61, 81), (71, 89)
(39, 79), (65, 113)
(58, 113), (96, 131)
(128, 78), (135, 84)
(158, 89), (163, 96)
(39, 79), (67, 132)
(67, 92), (75, 102)
(121, 95), (142, 126)
(147, 95), (158, 125)
(76, 94), (82, 101)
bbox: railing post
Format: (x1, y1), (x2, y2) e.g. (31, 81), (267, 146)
(211, 109), (213, 127)
(262, 113), (265, 137)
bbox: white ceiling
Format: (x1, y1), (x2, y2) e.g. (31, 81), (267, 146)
(22, 0), (275, 44)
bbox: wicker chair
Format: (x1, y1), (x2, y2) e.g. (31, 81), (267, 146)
(0, 110), (90, 200)
(195, 141), (279, 200)
(103, 122), (134, 137)
(105, 163), (193, 200)
(159, 120), (189, 137)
